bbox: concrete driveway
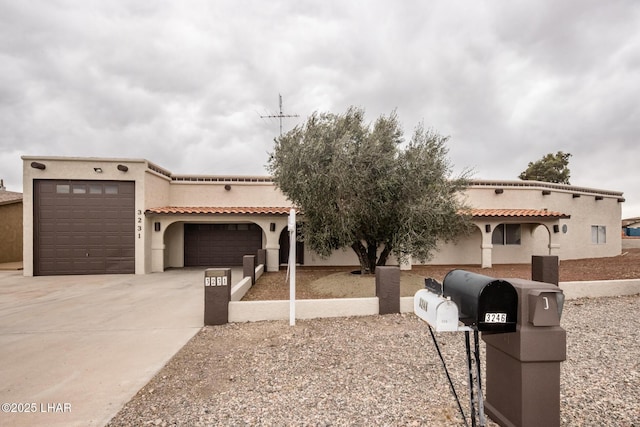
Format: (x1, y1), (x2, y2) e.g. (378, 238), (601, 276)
(0, 268), (239, 427)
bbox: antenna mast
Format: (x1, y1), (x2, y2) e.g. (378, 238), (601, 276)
(261, 94), (299, 136)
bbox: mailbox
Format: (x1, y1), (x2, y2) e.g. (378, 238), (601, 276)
(482, 278), (567, 427)
(413, 289), (461, 332)
(204, 268), (231, 325)
(442, 269), (518, 333)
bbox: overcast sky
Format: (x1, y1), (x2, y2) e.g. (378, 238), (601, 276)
(1, 1), (639, 217)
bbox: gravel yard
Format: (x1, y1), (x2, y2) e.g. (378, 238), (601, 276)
(107, 294), (640, 426)
(107, 250), (640, 426)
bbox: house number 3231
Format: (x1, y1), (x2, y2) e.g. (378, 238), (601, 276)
(137, 209), (143, 238)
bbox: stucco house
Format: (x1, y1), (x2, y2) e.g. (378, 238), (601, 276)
(0, 180), (23, 265)
(22, 156), (624, 276)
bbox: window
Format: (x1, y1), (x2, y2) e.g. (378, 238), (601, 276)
(56, 184), (70, 194)
(104, 185), (118, 194)
(591, 225), (606, 244)
(492, 224), (521, 245)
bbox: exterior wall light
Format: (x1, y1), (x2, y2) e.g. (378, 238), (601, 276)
(485, 224), (491, 233)
(224, 184), (231, 191)
(154, 222), (161, 232)
(30, 162), (46, 170)
(94, 167), (103, 173)
(117, 164), (129, 172)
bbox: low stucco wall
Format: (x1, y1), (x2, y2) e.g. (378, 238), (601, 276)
(559, 279), (640, 300)
(228, 298), (380, 323)
(622, 238), (640, 249)
(227, 281), (640, 323)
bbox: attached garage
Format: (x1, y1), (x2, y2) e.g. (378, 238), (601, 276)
(34, 180), (135, 275)
(184, 223), (262, 267)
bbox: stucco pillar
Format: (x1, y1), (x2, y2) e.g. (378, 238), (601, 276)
(548, 243), (561, 257)
(481, 224), (494, 268)
(481, 243), (493, 268)
(548, 222), (561, 258)
(265, 246), (280, 272)
(151, 227), (165, 273)
(263, 223), (284, 272)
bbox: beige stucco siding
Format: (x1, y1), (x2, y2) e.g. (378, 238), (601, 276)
(168, 181), (291, 207)
(0, 202), (23, 263)
(21, 157), (623, 275)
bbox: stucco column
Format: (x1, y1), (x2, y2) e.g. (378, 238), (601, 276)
(263, 222), (285, 272)
(265, 246), (280, 272)
(548, 222), (561, 257)
(151, 226), (165, 273)
(481, 243), (493, 268)
(481, 225), (493, 268)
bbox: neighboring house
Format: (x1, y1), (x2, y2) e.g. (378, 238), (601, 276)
(21, 156), (624, 276)
(0, 180), (23, 264)
(622, 217), (640, 236)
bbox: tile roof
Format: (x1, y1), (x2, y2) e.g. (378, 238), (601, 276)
(146, 206), (295, 215)
(147, 207), (569, 219)
(468, 208), (570, 218)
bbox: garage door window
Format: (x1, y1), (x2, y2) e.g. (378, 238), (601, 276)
(105, 184), (118, 194)
(56, 184), (70, 193)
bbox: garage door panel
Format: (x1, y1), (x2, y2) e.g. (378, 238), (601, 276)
(35, 180), (135, 275)
(184, 223), (262, 267)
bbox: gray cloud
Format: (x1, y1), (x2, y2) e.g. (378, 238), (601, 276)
(1, 0), (639, 216)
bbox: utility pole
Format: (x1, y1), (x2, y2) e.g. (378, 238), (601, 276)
(261, 94), (299, 136)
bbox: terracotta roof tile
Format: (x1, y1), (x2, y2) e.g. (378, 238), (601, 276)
(467, 208), (570, 218)
(146, 206), (295, 215)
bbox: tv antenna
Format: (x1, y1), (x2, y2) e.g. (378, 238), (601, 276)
(261, 94), (299, 136)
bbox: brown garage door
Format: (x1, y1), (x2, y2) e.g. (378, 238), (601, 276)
(184, 223), (262, 267)
(34, 180), (135, 275)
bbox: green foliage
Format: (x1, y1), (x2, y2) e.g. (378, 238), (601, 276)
(267, 106), (472, 273)
(519, 151), (572, 184)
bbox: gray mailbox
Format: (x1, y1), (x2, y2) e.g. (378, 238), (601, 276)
(204, 268), (231, 325)
(443, 270), (518, 333)
(482, 278), (566, 427)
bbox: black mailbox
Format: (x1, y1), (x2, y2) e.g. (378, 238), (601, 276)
(443, 269), (518, 332)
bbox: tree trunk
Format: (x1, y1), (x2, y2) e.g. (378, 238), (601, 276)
(351, 241), (373, 274)
(377, 244), (392, 267)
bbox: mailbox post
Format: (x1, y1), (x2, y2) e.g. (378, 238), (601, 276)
(482, 278), (566, 427)
(204, 268), (231, 325)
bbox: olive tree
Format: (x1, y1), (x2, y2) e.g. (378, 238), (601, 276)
(267, 106), (472, 274)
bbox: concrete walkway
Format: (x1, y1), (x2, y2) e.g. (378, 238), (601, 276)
(0, 268), (240, 427)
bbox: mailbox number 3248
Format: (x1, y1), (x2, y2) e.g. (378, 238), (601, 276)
(484, 312), (507, 323)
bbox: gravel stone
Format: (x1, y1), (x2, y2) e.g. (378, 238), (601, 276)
(107, 295), (640, 426)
